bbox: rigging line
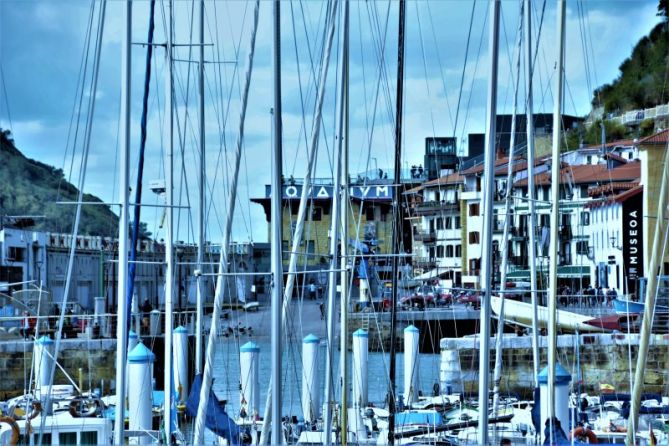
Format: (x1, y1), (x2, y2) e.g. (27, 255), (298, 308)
(581, 0), (601, 104)
(424, 1), (455, 131)
(192, 3), (260, 443)
(453, 0), (477, 139)
(60, 1), (97, 198)
(56, 1), (95, 207)
(369, 0), (397, 148)
(0, 64), (13, 130)
(290, 0), (319, 178)
(297, 0), (335, 178)
(414, 2), (441, 150)
(458, 4), (489, 147)
(39, 1), (107, 443)
(576, 1), (593, 99)
(360, 0), (392, 174)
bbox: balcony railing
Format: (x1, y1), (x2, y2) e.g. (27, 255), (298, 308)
(415, 200), (461, 215)
(414, 231), (436, 243)
(414, 257), (437, 269)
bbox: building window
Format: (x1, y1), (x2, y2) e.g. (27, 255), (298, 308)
(365, 206), (375, 221)
(437, 246), (445, 258)
(580, 211), (590, 226)
(311, 207), (322, 221)
(445, 217), (452, 229)
(576, 241), (589, 255)
(306, 240), (316, 255)
(469, 203), (480, 216)
(429, 247), (436, 259)
(468, 232), (480, 244)
(586, 155), (592, 164)
(436, 218), (444, 230)
(446, 245), (454, 257)
(455, 244), (462, 257)
(455, 216), (461, 229)
(7, 247), (25, 262)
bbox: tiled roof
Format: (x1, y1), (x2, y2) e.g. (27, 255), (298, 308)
(404, 173), (464, 194)
(580, 139), (636, 151)
(602, 152), (628, 164)
(460, 156), (551, 176)
(638, 128), (669, 145)
(514, 161), (640, 187)
(585, 185), (643, 209)
(588, 182), (639, 197)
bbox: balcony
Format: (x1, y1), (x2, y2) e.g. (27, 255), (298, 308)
(414, 231), (436, 243)
(414, 257), (437, 269)
(511, 227), (528, 240)
(415, 200), (461, 215)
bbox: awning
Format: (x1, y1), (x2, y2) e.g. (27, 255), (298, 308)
(412, 268), (446, 281)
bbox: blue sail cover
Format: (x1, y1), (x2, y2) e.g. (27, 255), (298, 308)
(186, 374), (241, 445)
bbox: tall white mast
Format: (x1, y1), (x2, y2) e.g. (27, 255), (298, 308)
(270, 0), (284, 444)
(492, 2), (523, 418)
(324, 2), (348, 443)
(163, 0), (175, 440)
(114, 1), (131, 444)
(338, 1), (350, 443)
(477, 0), (500, 443)
(525, 0), (541, 388)
(195, 0), (205, 376)
(547, 0), (566, 431)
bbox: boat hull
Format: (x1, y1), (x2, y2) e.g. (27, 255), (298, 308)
(491, 296), (610, 333)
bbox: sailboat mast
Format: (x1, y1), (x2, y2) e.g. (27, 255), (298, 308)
(626, 145), (669, 442)
(492, 2), (523, 417)
(270, 0), (284, 444)
(547, 0), (566, 426)
(337, 1), (350, 443)
(323, 8), (346, 439)
(388, 1), (406, 443)
(477, 0), (500, 443)
(163, 0), (175, 440)
(114, 1), (131, 443)
(195, 0), (205, 376)
(525, 0), (541, 388)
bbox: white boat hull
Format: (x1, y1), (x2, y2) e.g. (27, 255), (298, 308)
(491, 296), (609, 333)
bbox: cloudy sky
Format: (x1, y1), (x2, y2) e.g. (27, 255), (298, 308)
(0, 0), (661, 243)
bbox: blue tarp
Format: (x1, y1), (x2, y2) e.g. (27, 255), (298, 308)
(395, 410), (443, 426)
(186, 374), (241, 445)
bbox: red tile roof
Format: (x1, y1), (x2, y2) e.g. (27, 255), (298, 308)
(585, 185), (643, 209)
(581, 139), (636, 150)
(588, 182), (639, 197)
(638, 128), (669, 145)
(514, 161), (640, 187)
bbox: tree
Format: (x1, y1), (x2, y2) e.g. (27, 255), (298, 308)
(659, 0), (667, 20)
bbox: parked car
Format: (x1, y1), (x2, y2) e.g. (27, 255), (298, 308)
(457, 290), (481, 309)
(434, 288), (453, 307)
(400, 285), (440, 310)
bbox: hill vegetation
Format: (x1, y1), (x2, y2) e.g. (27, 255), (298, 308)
(0, 129), (120, 237)
(564, 3), (668, 149)
(592, 3), (668, 114)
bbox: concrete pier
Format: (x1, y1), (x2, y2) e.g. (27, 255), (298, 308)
(440, 333), (669, 397)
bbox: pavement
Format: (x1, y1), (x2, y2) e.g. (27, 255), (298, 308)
(215, 298), (332, 342)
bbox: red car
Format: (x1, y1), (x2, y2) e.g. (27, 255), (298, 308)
(457, 291), (481, 309)
(400, 286), (438, 310)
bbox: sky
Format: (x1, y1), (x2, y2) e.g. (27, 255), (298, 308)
(0, 0), (662, 244)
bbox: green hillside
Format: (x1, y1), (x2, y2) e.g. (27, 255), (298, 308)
(0, 129), (120, 237)
(592, 4), (668, 113)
